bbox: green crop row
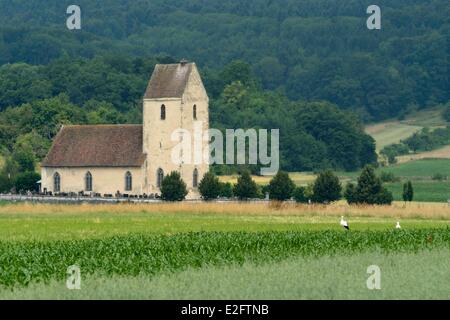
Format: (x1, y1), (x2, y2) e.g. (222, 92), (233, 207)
(0, 229), (449, 288)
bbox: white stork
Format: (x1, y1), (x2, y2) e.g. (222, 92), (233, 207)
(340, 216), (349, 230)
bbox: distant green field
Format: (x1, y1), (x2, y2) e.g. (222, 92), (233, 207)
(386, 181), (450, 202)
(336, 159), (450, 202)
(379, 159), (450, 178)
(337, 159), (450, 179)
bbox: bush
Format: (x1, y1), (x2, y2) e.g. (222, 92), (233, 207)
(233, 170), (258, 200)
(293, 186), (308, 203)
(373, 187), (394, 205)
(380, 143), (410, 165)
(198, 172), (221, 201)
(380, 172), (399, 182)
(432, 173), (447, 181)
(312, 170), (341, 204)
(268, 171), (295, 201)
(402, 181), (414, 202)
(219, 182), (234, 198)
(160, 171), (188, 201)
(14, 172), (40, 193)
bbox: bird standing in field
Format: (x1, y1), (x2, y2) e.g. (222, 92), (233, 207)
(340, 216), (349, 230)
(396, 221), (401, 229)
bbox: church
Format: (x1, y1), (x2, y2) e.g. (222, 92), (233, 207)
(40, 61), (209, 198)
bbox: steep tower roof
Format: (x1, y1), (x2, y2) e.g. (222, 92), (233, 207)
(144, 62), (194, 99)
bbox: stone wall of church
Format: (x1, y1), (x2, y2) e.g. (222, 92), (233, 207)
(142, 64), (209, 198)
(41, 167), (143, 195)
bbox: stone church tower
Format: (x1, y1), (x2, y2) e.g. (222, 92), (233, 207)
(143, 61), (210, 196)
(40, 61), (209, 198)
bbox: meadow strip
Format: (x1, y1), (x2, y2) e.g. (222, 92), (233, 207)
(0, 201), (449, 220)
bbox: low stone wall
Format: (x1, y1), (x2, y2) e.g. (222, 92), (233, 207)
(0, 194), (271, 204)
(0, 194), (163, 204)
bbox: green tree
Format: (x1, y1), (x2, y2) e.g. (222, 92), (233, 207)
(0, 173), (13, 193)
(198, 172), (221, 201)
(402, 181), (414, 202)
(312, 170), (342, 203)
(352, 165), (393, 205)
(14, 171), (40, 193)
(373, 187), (394, 205)
(293, 186), (308, 203)
(344, 183), (358, 204)
(14, 131), (50, 160)
(233, 171), (258, 200)
(12, 143), (35, 172)
(160, 171), (188, 201)
(220, 60), (257, 88)
(1, 155), (19, 180)
(268, 171), (295, 201)
(355, 166), (381, 202)
(219, 182), (234, 198)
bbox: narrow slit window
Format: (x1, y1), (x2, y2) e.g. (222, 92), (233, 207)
(157, 168), (164, 188)
(54, 172), (61, 193)
(161, 104), (166, 120)
(193, 168), (199, 188)
(85, 172), (93, 191)
(125, 171), (132, 191)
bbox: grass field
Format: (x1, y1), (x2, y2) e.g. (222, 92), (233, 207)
(0, 202), (449, 299)
(364, 107), (448, 151)
(1, 249), (449, 300)
(0, 202), (449, 241)
(365, 122), (422, 151)
(379, 159), (450, 178)
(386, 181), (450, 203)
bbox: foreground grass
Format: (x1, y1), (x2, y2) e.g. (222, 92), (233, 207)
(0, 229), (448, 288)
(1, 249), (449, 299)
(0, 202), (449, 241)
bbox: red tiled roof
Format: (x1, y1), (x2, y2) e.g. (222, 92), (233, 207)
(42, 125), (145, 167)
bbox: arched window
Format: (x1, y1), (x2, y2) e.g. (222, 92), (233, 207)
(85, 171), (93, 192)
(157, 168), (164, 188)
(193, 168), (199, 188)
(193, 104), (197, 120)
(125, 171), (132, 191)
(53, 172), (61, 193)
(161, 104), (166, 120)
